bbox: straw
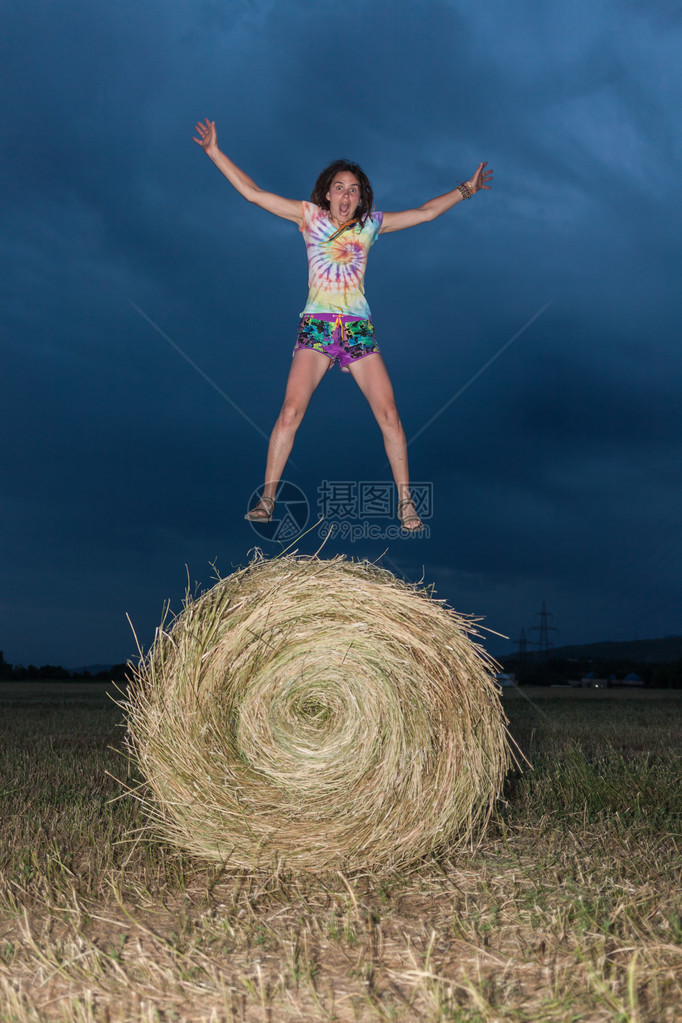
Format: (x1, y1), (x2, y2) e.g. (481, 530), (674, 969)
(122, 553), (511, 872)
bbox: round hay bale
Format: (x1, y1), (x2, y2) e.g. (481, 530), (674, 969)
(123, 553), (511, 873)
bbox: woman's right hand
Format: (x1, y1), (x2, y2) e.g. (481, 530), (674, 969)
(191, 125), (303, 225)
(193, 118), (218, 154)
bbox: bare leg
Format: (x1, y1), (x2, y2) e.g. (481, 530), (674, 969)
(246, 349), (331, 518)
(347, 353), (423, 530)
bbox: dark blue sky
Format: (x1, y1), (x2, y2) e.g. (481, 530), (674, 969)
(2, 0), (681, 666)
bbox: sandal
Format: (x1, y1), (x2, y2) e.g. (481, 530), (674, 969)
(244, 496), (275, 522)
(397, 497), (424, 532)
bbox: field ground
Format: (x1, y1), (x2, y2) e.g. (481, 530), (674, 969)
(0, 685), (680, 1022)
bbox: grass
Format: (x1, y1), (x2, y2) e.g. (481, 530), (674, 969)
(0, 685), (680, 1021)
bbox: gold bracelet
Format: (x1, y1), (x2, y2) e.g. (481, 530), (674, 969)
(457, 182), (474, 200)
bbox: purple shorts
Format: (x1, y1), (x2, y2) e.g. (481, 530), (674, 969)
(293, 313), (380, 373)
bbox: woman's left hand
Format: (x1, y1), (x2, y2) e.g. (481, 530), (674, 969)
(467, 161), (493, 193)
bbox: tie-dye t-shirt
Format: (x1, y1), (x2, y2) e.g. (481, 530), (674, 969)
(299, 201), (384, 318)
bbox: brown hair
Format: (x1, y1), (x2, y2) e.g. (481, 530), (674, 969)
(310, 159), (375, 231)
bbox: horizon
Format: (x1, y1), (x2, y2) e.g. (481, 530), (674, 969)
(3, 631), (682, 675)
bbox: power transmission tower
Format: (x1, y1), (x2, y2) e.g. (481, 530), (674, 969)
(516, 627), (527, 659)
(529, 601), (559, 659)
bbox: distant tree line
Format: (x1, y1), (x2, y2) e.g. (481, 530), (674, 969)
(0, 651), (128, 682)
(500, 653), (682, 688)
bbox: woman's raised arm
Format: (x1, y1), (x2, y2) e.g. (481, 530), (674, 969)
(380, 162), (493, 234)
(193, 119), (303, 225)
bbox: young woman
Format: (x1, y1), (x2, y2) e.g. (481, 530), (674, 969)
(193, 119), (492, 530)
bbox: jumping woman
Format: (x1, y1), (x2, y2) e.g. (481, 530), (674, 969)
(193, 119), (492, 531)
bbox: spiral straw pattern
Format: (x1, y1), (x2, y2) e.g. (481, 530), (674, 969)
(123, 554), (511, 872)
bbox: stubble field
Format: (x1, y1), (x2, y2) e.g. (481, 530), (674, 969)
(0, 683), (680, 1022)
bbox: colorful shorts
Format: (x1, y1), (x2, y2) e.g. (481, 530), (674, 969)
(293, 313), (380, 373)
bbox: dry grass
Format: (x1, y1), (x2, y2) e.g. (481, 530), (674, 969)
(122, 554), (511, 872)
(0, 687), (680, 1021)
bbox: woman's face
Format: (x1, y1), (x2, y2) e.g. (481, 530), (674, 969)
(326, 171), (361, 224)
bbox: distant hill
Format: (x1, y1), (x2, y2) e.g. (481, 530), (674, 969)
(506, 635), (682, 665)
(68, 663), (116, 675)
(68, 663), (129, 680)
